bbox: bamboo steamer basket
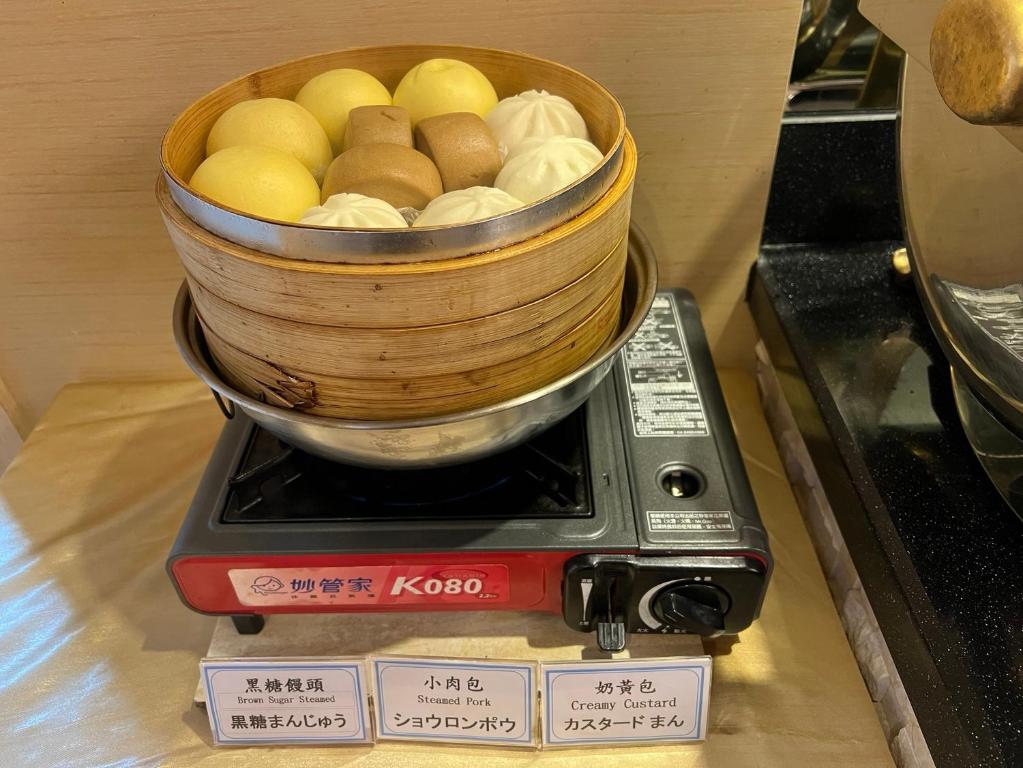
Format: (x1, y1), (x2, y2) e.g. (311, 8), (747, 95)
(158, 46), (635, 421)
(202, 275), (624, 419)
(170, 230), (656, 468)
(160, 44), (626, 264)
(184, 231), (627, 378)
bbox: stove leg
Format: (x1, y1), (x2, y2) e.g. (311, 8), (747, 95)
(231, 614), (265, 635)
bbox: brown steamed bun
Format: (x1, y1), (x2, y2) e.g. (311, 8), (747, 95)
(343, 105), (414, 151)
(321, 144), (443, 209)
(414, 112), (501, 192)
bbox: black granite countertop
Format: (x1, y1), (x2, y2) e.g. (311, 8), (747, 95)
(752, 243), (1023, 767)
(748, 106), (1023, 766)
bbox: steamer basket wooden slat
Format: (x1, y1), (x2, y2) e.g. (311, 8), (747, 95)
(202, 277), (623, 420)
(158, 45), (636, 421)
(187, 233), (626, 378)
(157, 133), (635, 328)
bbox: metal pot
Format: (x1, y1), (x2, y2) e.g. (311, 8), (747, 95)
(901, 63), (1023, 438)
(898, 1), (1023, 513)
(172, 226), (657, 468)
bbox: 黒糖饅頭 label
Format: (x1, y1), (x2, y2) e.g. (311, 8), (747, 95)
(201, 659), (371, 745)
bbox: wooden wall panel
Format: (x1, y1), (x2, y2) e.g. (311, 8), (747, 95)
(859, 0), (942, 66)
(0, 1), (802, 427)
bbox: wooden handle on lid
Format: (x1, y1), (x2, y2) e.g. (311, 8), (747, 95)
(930, 0), (1023, 125)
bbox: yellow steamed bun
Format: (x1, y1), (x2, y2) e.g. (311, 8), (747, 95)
(190, 145), (320, 222)
(206, 98), (332, 183)
(393, 59), (498, 126)
(295, 68), (393, 154)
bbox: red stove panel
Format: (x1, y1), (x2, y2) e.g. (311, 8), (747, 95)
(170, 551), (609, 616)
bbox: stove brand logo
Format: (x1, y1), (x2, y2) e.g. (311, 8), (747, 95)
(228, 564), (509, 607)
(386, 565), (508, 602)
(389, 575), (484, 596)
(250, 575), (285, 595)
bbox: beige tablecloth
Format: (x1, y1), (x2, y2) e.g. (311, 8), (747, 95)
(0, 373), (894, 766)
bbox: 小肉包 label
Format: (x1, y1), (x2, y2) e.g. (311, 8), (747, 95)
(372, 657), (536, 746)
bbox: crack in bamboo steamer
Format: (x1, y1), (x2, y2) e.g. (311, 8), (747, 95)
(202, 279), (624, 420)
(158, 45), (635, 421)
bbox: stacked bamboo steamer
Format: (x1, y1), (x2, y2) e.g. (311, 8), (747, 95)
(158, 46), (635, 421)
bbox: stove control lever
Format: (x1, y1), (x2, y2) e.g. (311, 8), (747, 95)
(576, 563), (633, 652)
(597, 620), (627, 653)
(595, 572), (628, 652)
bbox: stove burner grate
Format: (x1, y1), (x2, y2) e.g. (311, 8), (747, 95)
(221, 407), (594, 523)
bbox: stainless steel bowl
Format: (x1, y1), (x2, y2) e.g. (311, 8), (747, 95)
(172, 226), (657, 467)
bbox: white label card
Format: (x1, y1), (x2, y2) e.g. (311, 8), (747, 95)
(372, 657), (536, 746)
(541, 657), (711, 746)
(201, 659), (372, 745)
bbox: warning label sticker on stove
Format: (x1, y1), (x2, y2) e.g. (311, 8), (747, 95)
(623, 294), (708, 437)
(647, 511), (734, 532)
(228, 565), (510, 607)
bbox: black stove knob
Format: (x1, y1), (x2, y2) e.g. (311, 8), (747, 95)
(653, 583), (729, 636)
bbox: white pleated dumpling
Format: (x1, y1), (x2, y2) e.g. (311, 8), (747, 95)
(413, 186), (524, 227)
(299, 192), (408, 228)
(494, 136), (603, 205)
(485, 89), (589, 158)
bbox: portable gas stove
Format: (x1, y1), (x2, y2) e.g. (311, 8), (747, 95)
(168, 289), (771, 652)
